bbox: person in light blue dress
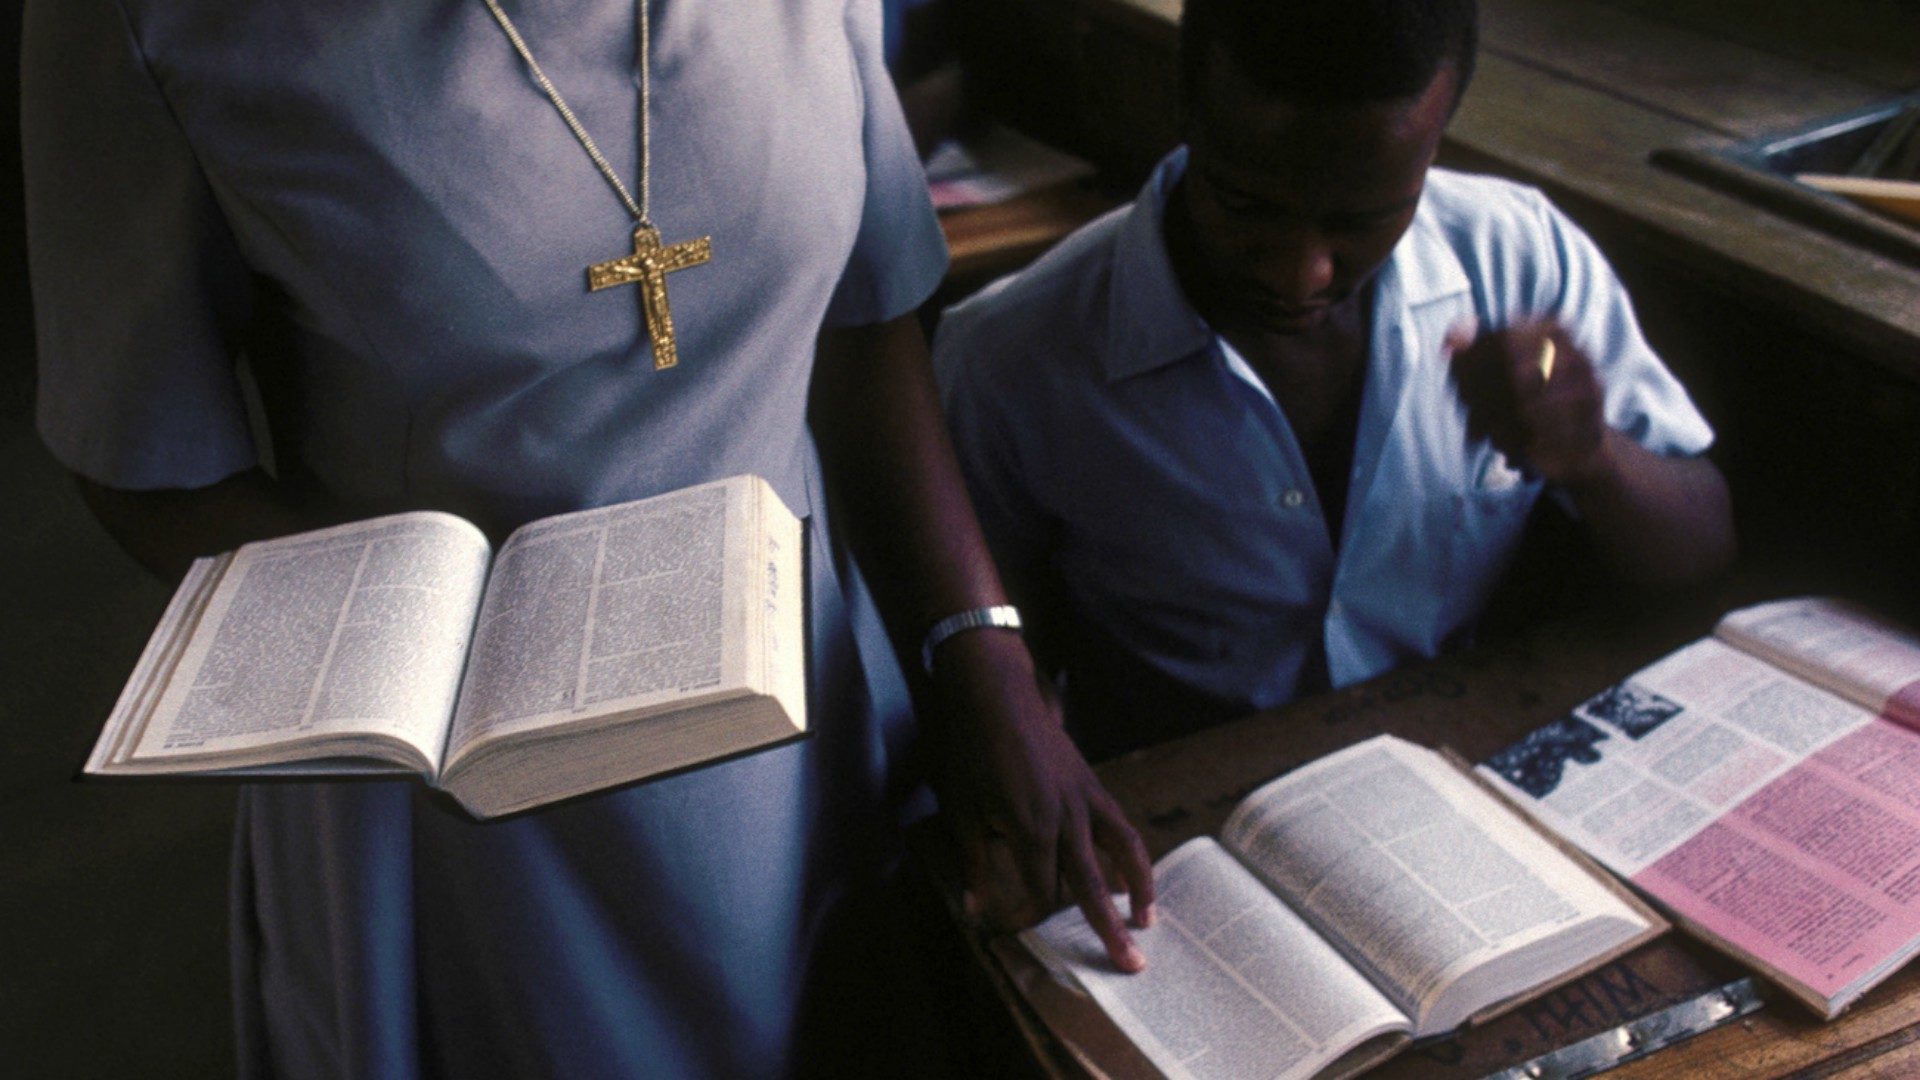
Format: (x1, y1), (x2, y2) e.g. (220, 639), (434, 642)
(26, 0), (1157, 1073)
(933, 0), (1735, 760)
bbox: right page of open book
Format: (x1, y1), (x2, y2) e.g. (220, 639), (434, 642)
(445, 478), (752, 763)
(1025, 837), (1408, 1080)
(1480, 637), (1920, 1014)
(1220, 736), (1646, 1036)
(1716, 597), (1920, 731)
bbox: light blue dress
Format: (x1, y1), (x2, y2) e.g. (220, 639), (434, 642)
(935, 149), (1714, 759)
(26, 0), (947, 1074)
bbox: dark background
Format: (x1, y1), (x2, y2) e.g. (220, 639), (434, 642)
(3, 2), (238, 1074)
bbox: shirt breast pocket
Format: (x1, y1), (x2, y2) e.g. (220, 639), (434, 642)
(1060, 485), (1292, 669)
(1438, 452), (1540, 642)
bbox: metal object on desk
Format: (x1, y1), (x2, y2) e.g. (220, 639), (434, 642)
(1482, 978), (1763, 1080)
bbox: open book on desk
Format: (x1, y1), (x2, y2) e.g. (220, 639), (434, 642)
(1019, 735), (1663, 1080)
(84, 474), (806, 820)
(1481, 597), (1920, 1018)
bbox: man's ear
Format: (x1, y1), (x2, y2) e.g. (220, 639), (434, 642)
(1438, 58), (1470, 121)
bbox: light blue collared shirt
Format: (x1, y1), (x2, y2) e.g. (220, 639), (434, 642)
(935, 148), (1713, 757)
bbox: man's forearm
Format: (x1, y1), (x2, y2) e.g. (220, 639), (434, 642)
(1561, 430), (1736, 587)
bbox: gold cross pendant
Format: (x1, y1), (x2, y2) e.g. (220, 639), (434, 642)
(588, 223), (713, 370)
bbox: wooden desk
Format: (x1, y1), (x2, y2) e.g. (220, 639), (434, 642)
(949, 605), (1920, 1078)
(934, 180), (1121, 315)
(941, 182), (1117, 286)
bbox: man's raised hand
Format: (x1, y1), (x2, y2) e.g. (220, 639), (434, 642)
(1447, 319), (1609, 485)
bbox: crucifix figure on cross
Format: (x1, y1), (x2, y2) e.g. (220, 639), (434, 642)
(588, 223), (713, 370)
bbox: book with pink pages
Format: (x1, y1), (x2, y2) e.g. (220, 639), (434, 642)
(1481, 596), (1920, 1019)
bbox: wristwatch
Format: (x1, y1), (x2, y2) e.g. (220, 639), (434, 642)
(920, 604), (1023, 675)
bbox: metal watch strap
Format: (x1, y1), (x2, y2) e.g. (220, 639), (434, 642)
(920, 605), (1023, 675)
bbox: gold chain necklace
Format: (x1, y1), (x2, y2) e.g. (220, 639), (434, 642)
(480, 0), (711, 371)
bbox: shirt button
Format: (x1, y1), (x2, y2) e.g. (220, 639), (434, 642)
(1281, 488), (1306, 509)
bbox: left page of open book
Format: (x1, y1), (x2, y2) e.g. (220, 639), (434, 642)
(1024, 837), (1409, 1080)
(105, 512), (492, 775)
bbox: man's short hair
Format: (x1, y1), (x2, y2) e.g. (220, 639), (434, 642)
(1180, 0), (1479, 120)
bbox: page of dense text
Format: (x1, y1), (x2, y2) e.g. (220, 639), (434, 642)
(447, 479), (746, 758)
(1716, 597), (1920, 731)
(132, 514), (491, 764)
(1027, 838), (1406, 1080)
(1221, 737), (1638, 1026)
(1482, 638), (1920, 1010)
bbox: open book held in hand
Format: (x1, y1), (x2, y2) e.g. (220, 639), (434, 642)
(1481, 597), (1920, 1019)
(84, 475), (807, 820)
(1018, 735), (1663, 1080)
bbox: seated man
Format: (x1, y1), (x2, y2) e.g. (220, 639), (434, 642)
(933, 0), (1734, 764)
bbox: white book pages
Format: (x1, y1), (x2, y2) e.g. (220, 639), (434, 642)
(130, 513), (490, 768)
(445, 477), (756, 765)
(1715, 597), (1920, 727)
(1223, 737), (1643, 1033)
(1026, 838), (1407, 1080)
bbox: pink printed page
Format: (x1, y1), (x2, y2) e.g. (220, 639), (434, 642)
(1633, 721), (1920, 1006)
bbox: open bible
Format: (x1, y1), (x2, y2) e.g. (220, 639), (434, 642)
(83, 474), (806, 819)
(1019, 735), (1663, 1080)
(1482, 597), (1920, 1018)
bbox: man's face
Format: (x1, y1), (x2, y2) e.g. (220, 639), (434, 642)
(1176, 51), (1457, 335)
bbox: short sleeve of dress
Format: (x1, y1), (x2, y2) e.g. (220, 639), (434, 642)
(821, 0), (950, 329)
(24, 0), (258, 490)
(1530, 191), (1715, 458)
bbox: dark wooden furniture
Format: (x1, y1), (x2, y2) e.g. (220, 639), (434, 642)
(935, 180), (1122, 316)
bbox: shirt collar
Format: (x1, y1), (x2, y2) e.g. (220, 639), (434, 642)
(1389, 192), (1473, 310)
(1100, 148), (1471, 383)
(1101, 148), (1216, 383)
